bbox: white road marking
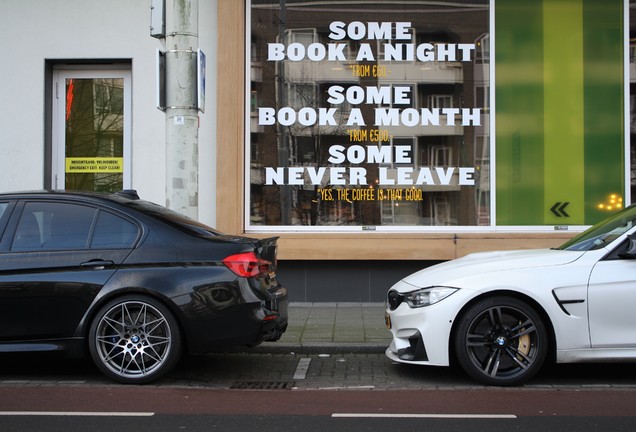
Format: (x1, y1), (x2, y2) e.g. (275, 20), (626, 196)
(318, 386), (375, 391)
(332, 413), (517, 419)
(293, 357), (312, 380)
(0, 411), (155, 417)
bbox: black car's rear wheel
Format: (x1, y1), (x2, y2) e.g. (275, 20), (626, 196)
(454, 296), (547, 386)
(88, 295), (182, 384)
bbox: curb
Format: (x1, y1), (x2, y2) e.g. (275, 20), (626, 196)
(236, 342), (388, 355)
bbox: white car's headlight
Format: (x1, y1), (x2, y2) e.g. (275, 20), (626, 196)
(404, 287), (458, 308)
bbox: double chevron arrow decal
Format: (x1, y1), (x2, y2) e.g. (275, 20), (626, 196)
(550, 202), (570, 217)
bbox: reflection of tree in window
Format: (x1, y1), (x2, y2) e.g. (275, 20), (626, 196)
(65, 78), (124, 192)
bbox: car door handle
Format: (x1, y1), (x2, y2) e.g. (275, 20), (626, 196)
(80, 260), (115, 270)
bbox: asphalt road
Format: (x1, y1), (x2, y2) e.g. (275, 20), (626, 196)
(2, 351), (636, 431)
(0, 415), (633, 432)
(1, 385), (636, 432)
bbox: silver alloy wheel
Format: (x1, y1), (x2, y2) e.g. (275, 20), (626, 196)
(455, 297), (547, 386)
(91, 298), (177, 383)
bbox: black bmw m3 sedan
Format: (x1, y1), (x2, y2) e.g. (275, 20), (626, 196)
(0, 190), (288, 383)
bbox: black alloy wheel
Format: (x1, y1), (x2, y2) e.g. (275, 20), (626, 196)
(88, 295), (182, 384)
(454, 296), (548, 386)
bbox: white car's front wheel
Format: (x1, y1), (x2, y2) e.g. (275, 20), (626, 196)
(454, 296), (548, 386)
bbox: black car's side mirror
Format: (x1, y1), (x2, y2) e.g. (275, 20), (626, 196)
(618, 235), (636, 259)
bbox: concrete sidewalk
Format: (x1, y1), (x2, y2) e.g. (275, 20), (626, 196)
(256, 302), (391, 355)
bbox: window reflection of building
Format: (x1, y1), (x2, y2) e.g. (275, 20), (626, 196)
(473, 32), (490, 225)
(65, 78), (124, 192)
(250, 0), (489, 228)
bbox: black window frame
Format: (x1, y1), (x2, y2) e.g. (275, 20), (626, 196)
(0, 201), (16, 249)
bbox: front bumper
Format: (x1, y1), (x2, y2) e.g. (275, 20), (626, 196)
(385, 284), (470, 366)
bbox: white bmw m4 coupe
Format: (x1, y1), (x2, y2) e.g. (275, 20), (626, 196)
(386, 204), (636, 386)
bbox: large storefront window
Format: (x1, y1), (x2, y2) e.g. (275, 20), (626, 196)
(248, 0), (626, 231)
(248, 0), (490, 229)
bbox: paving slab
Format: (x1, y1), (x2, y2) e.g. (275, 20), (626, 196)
(256, 302), (391, 354)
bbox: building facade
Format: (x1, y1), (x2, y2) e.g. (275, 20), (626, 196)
(1, 0), (635, 301)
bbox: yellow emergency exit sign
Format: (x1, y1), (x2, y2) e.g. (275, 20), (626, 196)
(65, 158), (123, 173)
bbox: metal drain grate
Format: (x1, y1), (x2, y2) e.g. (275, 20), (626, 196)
(229, 381), (294, 390)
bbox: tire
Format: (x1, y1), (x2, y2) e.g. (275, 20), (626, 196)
(454, 296), (548, 386)
(88, 295), (182, 384)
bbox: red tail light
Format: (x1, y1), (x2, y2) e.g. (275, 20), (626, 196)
(223, 252), (270, 278)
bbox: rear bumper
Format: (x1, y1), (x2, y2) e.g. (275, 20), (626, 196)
(175, 282), (289, 353)
(261, 285), (289, 342)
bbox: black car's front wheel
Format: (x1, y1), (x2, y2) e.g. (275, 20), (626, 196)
(88, 295), (182, 384)
(454, 296), (548, 386)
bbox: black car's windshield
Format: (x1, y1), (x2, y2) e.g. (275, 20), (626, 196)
(558, 205), (636, 251)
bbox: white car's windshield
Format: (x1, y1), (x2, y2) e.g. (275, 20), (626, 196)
(559, 205), (636, 251)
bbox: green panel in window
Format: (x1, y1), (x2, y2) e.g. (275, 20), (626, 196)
(495, 0), (545, 225)
(583, 0), (625, 223)
(496, 0), (625, 226)
(543, 0), (585, 225)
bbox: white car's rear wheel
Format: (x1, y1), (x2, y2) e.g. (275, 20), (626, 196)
(454, 296), (548, 386)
